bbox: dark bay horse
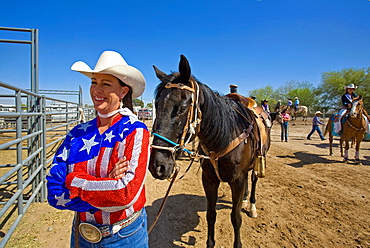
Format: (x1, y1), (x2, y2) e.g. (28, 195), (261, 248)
(149, 55), (271, 248)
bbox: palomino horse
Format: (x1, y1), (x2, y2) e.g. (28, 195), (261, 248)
(341, 96), (367, 164)
(289, 105), (308, 121)
(149, 55), (271, 248)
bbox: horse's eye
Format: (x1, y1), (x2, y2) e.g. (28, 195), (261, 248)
(178, 106), (187, 115)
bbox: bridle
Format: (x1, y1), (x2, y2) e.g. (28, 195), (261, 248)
(148, 78), (254, 233)
(151, 78), (202, 159)
(150, 78), (254, 181)
(347, 100), (365, 132)
(147, 78), (202, 234)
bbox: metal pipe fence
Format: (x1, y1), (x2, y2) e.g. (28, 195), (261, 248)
(0, 81), (88, 247)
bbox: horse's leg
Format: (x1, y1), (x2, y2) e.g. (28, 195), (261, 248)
(328, 124), (334, 155)
(202, 171), (220, 248)
(229, 176), (247, 248)
(340, 136), (344, 157)
(329, 133), (333, 156)
(249, 172), (258, 218)
(343, 139), (349, 162)
(242, 175), (248, 209)
(354, 138), (362, 165)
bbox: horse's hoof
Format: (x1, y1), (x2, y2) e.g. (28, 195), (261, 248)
(248, 204), (257, 218)
(248, 211), (258, 218)
(354, 160), (362, 165)
(241, 200), (248, 209)
(343, 158), (348, 163)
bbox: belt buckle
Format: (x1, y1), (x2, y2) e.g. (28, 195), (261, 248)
(79, 223), (102, 243)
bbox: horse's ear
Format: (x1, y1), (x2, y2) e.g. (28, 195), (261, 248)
(179, 54), (191, 83)
(359, 95), (362, 100)
(153, 65), (167, 80)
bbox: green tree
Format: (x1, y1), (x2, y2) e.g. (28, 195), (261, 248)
(133, 98), (144, 108)
(248, 85), (277, 107)
(316, 67), (370, 111)
(286, 81), (316, 113)
(145, 102), (153, 108)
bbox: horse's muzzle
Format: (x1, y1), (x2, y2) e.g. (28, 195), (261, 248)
(149, 151), (175, 180)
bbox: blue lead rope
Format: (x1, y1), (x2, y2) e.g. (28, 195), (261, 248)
(152, 133), (194, 155)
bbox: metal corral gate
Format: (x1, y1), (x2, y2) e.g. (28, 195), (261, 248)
(0, 26), (90, 247)
(0, 81), (85, 247)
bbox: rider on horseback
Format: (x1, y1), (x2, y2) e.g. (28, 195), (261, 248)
(287, 98), (293, 109)
(334, 84), (357, 134)
(261, 99), (270, 113)
(334, 84), (370, 134)
(294, 97), (299, 111)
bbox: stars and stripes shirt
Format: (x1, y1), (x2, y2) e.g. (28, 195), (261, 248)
(46, 113), (150, 225)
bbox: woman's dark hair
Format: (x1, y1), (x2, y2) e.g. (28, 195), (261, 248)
(345, 88), (355, 94)
(118, 79), (133, 111)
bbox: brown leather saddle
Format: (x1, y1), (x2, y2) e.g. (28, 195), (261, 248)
(226, 93), (271, 155)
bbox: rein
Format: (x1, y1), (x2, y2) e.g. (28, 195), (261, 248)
(151, 78), (205, 178)
(149, 79), (256, 233)
(347, 115), (365, 132)
(147, 166), (179, 234)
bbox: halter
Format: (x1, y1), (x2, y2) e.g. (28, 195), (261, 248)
(151, 79), (202, 156)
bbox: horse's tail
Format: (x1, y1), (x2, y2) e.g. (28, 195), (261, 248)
(302, 106), (308, 116)
(324, 114), (334, 137)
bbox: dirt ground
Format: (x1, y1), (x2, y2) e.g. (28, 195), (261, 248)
(5, 119), (370, 248)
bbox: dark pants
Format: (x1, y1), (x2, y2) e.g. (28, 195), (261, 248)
(307, 125), (325, 140)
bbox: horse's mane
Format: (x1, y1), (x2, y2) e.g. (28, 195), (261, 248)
(154, 74), (240, 153)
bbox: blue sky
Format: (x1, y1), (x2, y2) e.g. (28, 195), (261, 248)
(0, 0), (369, 106)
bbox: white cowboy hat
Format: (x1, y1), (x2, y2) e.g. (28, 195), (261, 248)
(71, 51), (146, 98)
(344, 83), (357, 90)
(294, 97), (298, 99)
(315, 111), (322, 115)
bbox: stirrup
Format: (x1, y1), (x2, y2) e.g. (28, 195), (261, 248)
(253, 155), (266, 178)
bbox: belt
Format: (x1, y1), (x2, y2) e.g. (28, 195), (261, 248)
(79, 209), (142, 243)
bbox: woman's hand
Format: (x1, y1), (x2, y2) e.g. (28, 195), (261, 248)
(109, 157), (130, 179)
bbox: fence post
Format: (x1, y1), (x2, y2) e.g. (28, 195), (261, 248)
(41, 96), (47, 201)
(15, 90), (24, 215)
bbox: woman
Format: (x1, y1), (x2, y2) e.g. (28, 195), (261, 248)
(47, 51), (149, 247)
(334, 83), (357, 133)
(280, 109), (291, 142)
